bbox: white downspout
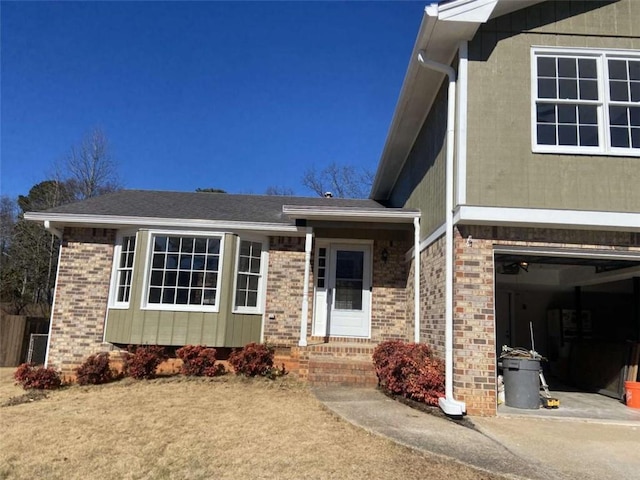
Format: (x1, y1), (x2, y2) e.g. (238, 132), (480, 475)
(417, 50), (466, 417)
(413, 217), (421, 343)
(299, 228), (313, 347)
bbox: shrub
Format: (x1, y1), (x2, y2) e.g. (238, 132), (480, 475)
(14, 363), (62, 390)
(122, 345), (167, 380)
(228, 343), (285, 378)
(176, 345), (225, 377)
(373, 340), (445, 406)
(75, 352), (117, 385)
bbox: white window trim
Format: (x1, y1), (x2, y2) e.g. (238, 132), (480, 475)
(530, 46), (640, 157)
(108, 231), (138, 309)
(140, 230), (225, 313)
(232, 235), (268, 314)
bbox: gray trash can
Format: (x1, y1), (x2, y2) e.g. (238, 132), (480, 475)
(502, 357), (540, 409)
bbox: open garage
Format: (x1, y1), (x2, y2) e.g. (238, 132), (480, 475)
(494, 248), (640, 416)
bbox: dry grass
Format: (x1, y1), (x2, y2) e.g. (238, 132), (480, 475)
(0, 368), (499, 479)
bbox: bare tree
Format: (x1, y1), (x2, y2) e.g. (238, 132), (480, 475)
(302, 162), (374, 199)
(62, 128), (121, 200)
(264, 186), (295, 196)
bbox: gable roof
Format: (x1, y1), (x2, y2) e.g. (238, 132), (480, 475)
(370, 0), (545, 201)
(24, 189), (418, 233)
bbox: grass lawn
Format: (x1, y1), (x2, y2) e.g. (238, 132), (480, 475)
(0, 368), (501, 479)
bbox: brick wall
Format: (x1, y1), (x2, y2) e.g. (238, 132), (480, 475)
(263, 236), (307, 345)
(47, 227), (116, 376)
(419, 235), (446, 358)
(371, 239), (412, 342)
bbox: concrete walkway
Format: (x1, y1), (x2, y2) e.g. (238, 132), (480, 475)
(312, 387), (640, 480)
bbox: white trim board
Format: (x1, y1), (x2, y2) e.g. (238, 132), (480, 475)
(455, 206), (640, 232)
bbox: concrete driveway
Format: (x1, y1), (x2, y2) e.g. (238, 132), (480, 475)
(313, 386), (640, 480)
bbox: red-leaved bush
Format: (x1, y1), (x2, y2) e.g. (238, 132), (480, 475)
(228, 343), (285, 378)
(372, 340), (445, 406)
(75, 352), (117, 385)
(14, 363), (62, 390)
(122, 345), (167, 380)
(176, 345), (225, 377)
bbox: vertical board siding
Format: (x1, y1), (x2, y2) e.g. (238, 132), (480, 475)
(466, 0), (640, 211)
(104, 232), (261, 347)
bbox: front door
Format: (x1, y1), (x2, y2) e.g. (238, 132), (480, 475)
(316, 243), (371, 338)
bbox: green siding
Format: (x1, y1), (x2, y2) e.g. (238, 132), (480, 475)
(105, 231), (261, 347)
(466, 0), (640, 212)
(388, 79), (449, 238)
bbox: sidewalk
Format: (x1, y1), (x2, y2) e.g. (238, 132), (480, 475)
(312, 386), (640, 480)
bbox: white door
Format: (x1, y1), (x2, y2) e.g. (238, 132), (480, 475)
(325, 244), (371, 338)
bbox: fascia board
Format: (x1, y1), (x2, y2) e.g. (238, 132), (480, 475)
(282, 205), (420, 223)
(454, 206), (640, 232)
(437, 0), (498, 22)
(23, 212), (303, 234)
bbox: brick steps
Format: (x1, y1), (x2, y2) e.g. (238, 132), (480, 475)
(306, 343), (378, 387)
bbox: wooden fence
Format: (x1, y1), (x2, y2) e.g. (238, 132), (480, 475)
(0, 315), (49, 367)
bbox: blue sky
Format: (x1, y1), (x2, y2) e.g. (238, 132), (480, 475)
(1, 1), (424, 199)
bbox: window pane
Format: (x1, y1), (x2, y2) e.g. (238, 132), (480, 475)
(558, 104), (576, 123)
(240, 241), (251, 256)
(179, 255), (192, 270)
(630, 61), (640, 81)
(558, 57), (577, 77)
(238, 256), (249, 272)
(152, 253), (165, 268)
(150, 271), (163, 286)
(149, 288), (161, 303)
(181, 238), (193, 253)
(610, 80), (629, 101)
(630, 107), (640, 126)
(632, 128), (640, 148)
(248, 276), (259, 291)
(579, 79), (598, 100)
(154, 236), (167, 252)
(205, 273), (217, 288)
(207, 239), (220, 255)
(206, 256), (219, 271)
(610, 127), (630, 147)
(246, 292), (258, 307)
(579, 126), (599, 146)
(631, 82), (640, 102)
(203, 289), (216, 305)
(251, 242), (262, 256)
(559, 79), (577, 99)
(194, 238), (207, 253)
(538, 57), (556, 77)
(176, 289), (189, 304)
(537, 124), (556, 145)
(578, 105), (598, 125)
(237, 274), (248, 290)
(610, 106), (628, 126)
(162, 288), (175, 304)
(191, 272), (204, 287)
(538, 79), (556, 99)
(608, 59), (627, 80)
(190, 290), (202, 304)
(319, 258), (326, 267)
(193, 255), (205, 270)
(537, 104), (556, 123)
(178, 271), (190, 287)
(578, 58), (597, 79)
(235, 291), (247, 308)
(168, 237), (180, 252)
(318, 279), (325, 288)
(558, 125), (578, 145)
(250, 258), (261, 274)
(319, 248), (326, 257)
(166, 254), (178, 269)
(165, 271), (177, 286)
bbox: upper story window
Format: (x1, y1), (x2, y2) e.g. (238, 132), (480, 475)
(110, 233), (137, 308)
(145, 233), (223, 312)
(532, 47), (640, 156)
(233, 238), (267, 313)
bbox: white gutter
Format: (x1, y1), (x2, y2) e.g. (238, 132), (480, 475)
(25, 212), (304, 234)
(456, 41), (468, 206)
(283, 205), (420, 224)
(299, 228), (313, 347)
(417, 50), (466, 417)
(413, 217), (421, 343)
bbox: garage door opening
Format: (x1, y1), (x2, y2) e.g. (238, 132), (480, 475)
(494, 250), (640, 419)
